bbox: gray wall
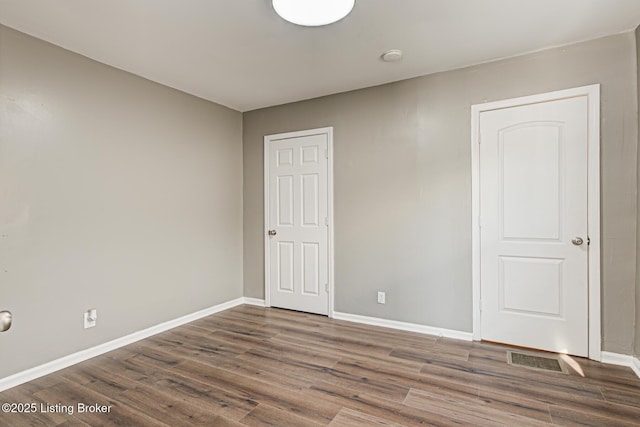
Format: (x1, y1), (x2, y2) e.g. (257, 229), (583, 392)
(0, 25), (243, 378)
(244, 32), (639, 354)
(636, 25), (640, 358)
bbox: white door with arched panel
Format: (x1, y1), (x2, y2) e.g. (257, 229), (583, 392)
(476, 89), (599, 358)
(264, 128), (332, 315)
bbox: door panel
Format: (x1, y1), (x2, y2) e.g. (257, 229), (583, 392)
(501, 124), (561, 240)
(500, 256), (562, 316)
(268, 132), (329, 315)
(302, 174), (319, 226)
(277, 241), (294, 293)
(480, 96), (588, 356)
(302, 242), (320, 295)
(277, 175), (293, 226)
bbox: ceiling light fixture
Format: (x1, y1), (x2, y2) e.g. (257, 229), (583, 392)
(272, 0), (355, 27)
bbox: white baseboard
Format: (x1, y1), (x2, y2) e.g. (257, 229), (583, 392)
(0, 297), (248, 393)
(242, 297), (266, 307)
(633, 357), (640, 378)
(332, 311), (473, 341)
(9, 299), (631, 393)
(601, 351), (640, 378)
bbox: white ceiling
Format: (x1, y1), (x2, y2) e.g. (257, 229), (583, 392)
(2, 0), (640, 112)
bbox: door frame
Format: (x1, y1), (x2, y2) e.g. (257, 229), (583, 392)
(263, 126), (335, 317)
(470, 85), (601, 360)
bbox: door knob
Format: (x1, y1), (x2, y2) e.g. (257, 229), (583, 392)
(268, 230), (277, 236)
(571, 237), (584, 246)
(0, 311), (12, 332)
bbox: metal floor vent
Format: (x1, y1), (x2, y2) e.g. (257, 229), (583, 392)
(507, 351), (569, 374)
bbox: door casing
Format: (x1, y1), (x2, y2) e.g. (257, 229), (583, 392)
(264, 127), (335, 317)
(471, 85), (601, 360)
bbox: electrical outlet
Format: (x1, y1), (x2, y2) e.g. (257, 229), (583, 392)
(84, 309), (97, 329)
(377, 291), (386, 304)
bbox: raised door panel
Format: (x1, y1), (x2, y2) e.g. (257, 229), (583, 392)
(302, 174), (319, 227)
(277, 175), (294, 227)
(277, 241), (294, 293)
(500, 256), (563, 317)
(500, 124), (562, 241)
(302, 243), (320, 296)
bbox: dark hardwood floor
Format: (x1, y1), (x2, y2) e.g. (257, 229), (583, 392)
(1, 305), (639, 426)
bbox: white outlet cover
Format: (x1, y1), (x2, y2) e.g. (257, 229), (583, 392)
(84, 309), (97, 328)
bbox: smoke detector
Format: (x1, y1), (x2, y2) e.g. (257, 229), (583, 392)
(381, 49), (403, 62)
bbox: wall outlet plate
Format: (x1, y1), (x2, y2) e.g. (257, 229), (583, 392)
(377, 291), (386, 304)
(84, 309), (97, 329)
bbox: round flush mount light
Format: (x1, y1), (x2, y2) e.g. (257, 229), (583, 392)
(272, 0), (355, 27)
(381, 49), (403, 62)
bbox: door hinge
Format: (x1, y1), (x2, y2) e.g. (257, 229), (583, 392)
(478, 216), (482, 228)
(478, 133), (482, 144)
(479, 300), (483, 312)
(325, 148), (329, 159)
(325, 283), (329, 293)
(325, 217), (328, 226)
(587, 236), (590, 246)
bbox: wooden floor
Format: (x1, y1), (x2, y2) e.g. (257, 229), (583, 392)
(1, 305), (640, 426)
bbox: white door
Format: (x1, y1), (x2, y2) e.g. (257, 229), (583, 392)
(479, 96), (589, 356)
(265, 129), (330, 315)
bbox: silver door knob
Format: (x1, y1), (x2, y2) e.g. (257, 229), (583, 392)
(571, 237), (584, 246)
(0, 311), (12, 332)
(268, 230), (277, 236)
